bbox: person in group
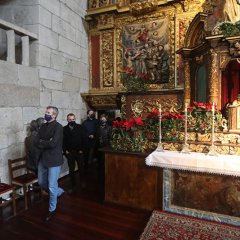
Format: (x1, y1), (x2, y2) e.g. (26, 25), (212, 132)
(35, 106), (64, 221)
(25, 117), (45, 174)
(63, 113), (86, 192)
(97, 114), (112, 180)
(98, 114), (112, 149)
(82, 110), (99, 172)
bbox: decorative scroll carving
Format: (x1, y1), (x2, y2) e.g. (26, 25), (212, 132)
(97, 14), (115, 30)
(82, 93), (118, 109)
(219, 54), (231, 69)
(89, 0), (112, 9)
(131, 98), (179, 117)
(228, 39), (240, 58)
(102, 32), (114, 87)
(129, 0), (158, 15)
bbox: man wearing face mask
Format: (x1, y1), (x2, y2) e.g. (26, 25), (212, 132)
(35, 106), (64, 221)
(98, 114), (112, 148)
(82, 110), (99, 173)
(63, 113), (86, 192)
(97, 114), (112, 179)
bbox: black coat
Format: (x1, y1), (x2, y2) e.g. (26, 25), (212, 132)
(25, 131), (42, 172)
(82, 118), (99, 149)
(36, 120), (64, 168)
(63, 123), (86, 153)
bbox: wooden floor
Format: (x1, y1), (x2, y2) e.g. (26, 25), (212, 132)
(0, 163), (151, 240)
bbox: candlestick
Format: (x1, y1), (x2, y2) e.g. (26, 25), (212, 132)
(181, 103), (190, 153)
(156, 104), (164, 152)
(208, 102), (218, 156)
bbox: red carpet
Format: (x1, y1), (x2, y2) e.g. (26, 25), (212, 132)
(139, 210), (240, 240)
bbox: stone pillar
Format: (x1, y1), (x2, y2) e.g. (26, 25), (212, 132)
(6, 30), (15, 63)
(21, 36), (29, 66)
(208, 49), (219, 105)
(184, 60), (191, 105)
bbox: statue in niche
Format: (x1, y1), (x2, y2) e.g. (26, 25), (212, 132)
(204, 0), (240, 31)
(223, 0), (240, 22)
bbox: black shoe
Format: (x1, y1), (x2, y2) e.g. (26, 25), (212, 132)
(45, 211), (55, 221)
(57, 191), (65, 199)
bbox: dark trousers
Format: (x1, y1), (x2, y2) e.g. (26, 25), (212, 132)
(66, 151), (84, 187)
(84, 147), (96, 172)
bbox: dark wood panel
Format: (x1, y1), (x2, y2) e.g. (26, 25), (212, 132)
(105, 151), (162, 210)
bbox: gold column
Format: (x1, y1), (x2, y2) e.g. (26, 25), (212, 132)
(208, 49), (219, 105)
(184, 60), (191, 105)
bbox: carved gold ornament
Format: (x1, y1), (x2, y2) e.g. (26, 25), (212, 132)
(102, 32), (114, 88)
(129, 0), (158, 15)
(131, 98), (179, 117)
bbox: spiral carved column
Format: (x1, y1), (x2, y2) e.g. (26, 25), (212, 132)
(184, 60), (191, 106)
(208, 49), (219, 105)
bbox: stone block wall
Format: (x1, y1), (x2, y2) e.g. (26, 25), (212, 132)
(0, 0), (88, 182)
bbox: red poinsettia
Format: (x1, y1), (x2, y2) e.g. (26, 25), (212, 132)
(193, 101), (217, 111)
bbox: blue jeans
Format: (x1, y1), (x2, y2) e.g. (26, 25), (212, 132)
(38, 160), (64, 212)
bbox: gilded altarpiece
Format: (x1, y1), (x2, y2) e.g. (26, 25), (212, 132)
(86, 0), (206, 110)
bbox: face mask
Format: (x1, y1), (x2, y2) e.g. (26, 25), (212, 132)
(89, 114), (95, 119)
(68, 121), (76, 127)
(44, 114), (52, 122)
(101, 121), (107, 126)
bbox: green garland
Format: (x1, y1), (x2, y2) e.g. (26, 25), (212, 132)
(218, 21), (240, 37)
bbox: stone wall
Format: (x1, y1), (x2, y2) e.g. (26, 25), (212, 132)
(0, 0), (88, 182)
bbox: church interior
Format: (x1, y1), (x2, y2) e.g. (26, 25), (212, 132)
(1, 0), (240, 239)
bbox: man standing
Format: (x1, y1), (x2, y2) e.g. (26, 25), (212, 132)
(82, 110), (99, 172)
(63, 113), (85, 192)
(36, 106), (64, 221)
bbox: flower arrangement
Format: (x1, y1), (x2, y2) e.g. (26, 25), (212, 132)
(110, 102), (225, 152)
(187, 101), (224, 133)
(122, 68), (149, 93)
(111, 117), (148, 152)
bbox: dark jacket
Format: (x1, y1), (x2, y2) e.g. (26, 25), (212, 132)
(63, 123), (86, 153)
(97, 124), (112, 148)
(36, 120), (63, 168)
(25, 131), (42, 172)
(82, 117), (99, 148)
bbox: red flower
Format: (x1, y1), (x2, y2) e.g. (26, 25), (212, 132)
(134, 118), (144, 126)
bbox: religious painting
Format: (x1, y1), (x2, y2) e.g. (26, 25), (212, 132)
(122, 18), (170, 84)
(163, 169), (240, 226)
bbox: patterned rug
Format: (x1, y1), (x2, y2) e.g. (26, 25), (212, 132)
(139, 210), (240, 240)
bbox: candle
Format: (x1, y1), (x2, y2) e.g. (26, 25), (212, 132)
(212, 102), (215, 143)
(184, 103), (188, 143)
(212, 102), (215, 115)
(159, 104), (162, 143)
(156, 104), (164, 151)
(207, 101), (218, 155)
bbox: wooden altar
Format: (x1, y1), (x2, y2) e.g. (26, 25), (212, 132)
(104, 149), (162, 210)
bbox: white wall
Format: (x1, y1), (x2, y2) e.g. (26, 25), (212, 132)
(0, 0), (89, 182)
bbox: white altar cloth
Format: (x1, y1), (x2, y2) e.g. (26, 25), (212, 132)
(146, 150), (240, 176)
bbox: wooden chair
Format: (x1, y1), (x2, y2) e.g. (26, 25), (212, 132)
(8, 157), (38, 210)
(0, 182), (16, 216)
